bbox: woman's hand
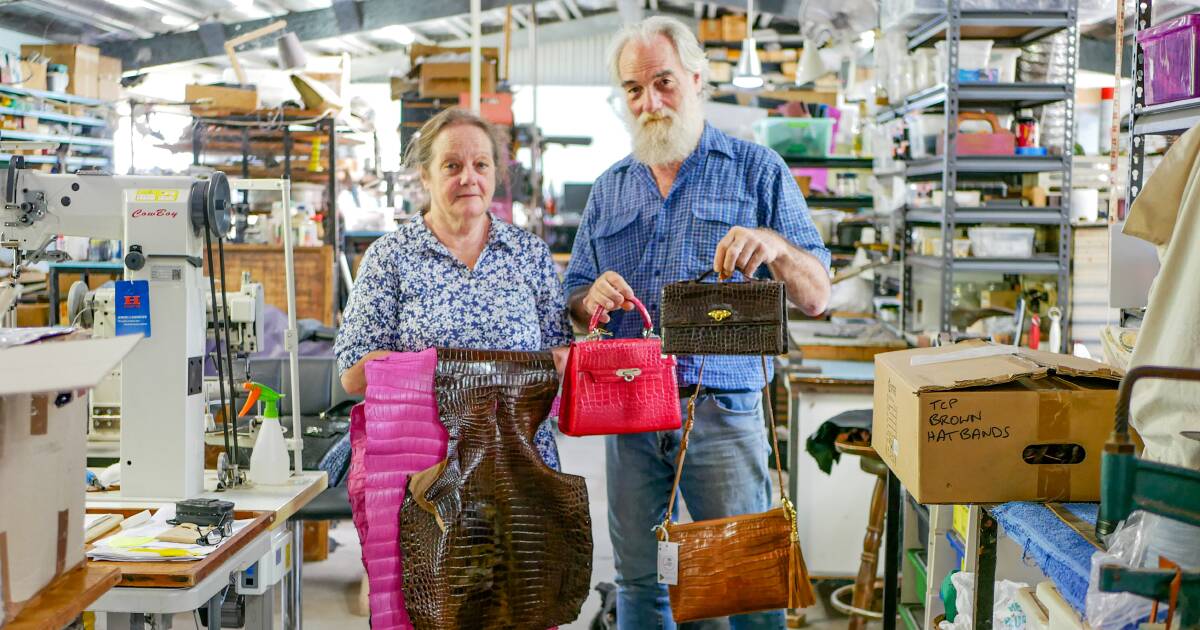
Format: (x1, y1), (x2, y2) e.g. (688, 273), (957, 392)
(340, 350), (396, 395)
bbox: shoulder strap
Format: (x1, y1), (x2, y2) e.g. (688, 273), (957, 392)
(656, 354), (789, 540)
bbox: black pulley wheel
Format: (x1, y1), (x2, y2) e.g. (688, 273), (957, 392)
(190, 171), (232, 238)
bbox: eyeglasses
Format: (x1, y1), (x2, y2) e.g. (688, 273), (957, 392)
(179, 514), (234, 546)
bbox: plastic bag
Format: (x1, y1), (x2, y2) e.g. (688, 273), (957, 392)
(938, 572), (1029, 630)
(1086, 511), (1154, 629)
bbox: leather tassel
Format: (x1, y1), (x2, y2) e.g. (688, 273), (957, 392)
(788, 538), (817, 610)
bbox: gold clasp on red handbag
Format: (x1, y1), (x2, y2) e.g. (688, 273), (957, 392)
(615, 368), (642, 382)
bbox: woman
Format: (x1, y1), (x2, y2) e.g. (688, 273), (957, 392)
(336, 108), (572, 468)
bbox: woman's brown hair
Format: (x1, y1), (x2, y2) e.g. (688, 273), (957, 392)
(402, 107), (509, 185)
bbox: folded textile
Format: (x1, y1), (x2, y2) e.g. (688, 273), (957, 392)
(805, 408), (873, 474)
(989, 502), (1099, 614)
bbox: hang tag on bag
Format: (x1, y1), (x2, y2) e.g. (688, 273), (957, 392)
(657, 540), (679, 585)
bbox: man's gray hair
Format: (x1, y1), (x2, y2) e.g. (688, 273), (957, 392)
(606, 16), (710, 92)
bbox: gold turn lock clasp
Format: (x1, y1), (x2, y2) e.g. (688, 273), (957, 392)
(708, 308), (732, 322)
(615, 368), (642, 382)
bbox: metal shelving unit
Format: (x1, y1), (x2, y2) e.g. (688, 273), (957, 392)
(880, 0), (1078, 344)
(1126, 3), (1200, 205)
(784, 156), (873, 169)
(906, 205), (1064, 224)
(806, 196), (875, 209)
(878, 82), (1073, 123)
(0, 85), (115, 170)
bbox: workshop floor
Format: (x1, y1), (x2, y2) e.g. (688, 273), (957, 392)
(172, 434), (853, 629)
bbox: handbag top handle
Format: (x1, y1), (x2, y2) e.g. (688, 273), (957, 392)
(691, 269), (771, 284)
(588, 295), (655, 335)
(656, 353), (795, 542)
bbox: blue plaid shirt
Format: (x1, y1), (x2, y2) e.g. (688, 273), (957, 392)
(563, 123), (831, 390)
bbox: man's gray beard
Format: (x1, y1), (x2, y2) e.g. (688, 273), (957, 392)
(628, 103), (704, 167)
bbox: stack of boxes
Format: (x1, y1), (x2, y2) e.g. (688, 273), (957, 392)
(17, 44), (122, 100)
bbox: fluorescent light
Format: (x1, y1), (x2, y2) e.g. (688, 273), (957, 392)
(732, 38), (764, 90)
(230, 0), (254, 8)
(161, 14), (191, 27)
(378, 25), (416, 45)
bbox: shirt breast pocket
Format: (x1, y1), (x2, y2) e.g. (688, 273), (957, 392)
(688, 199), (757, 268)
(588, 207), (641, 269)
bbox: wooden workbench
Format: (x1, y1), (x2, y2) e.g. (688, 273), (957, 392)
(87, 470), (327, 529)
(85, 509), (274, 588)
(4, 565), (120, 630)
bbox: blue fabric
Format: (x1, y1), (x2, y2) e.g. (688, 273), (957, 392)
(606, 391), (784, 629)
(990, 502), (1099, 614)
(564, 124), (831, 390)
(334, 214), (570, 470)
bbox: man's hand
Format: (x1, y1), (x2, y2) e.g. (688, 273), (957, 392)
(582, 271), (636, 324)
(713, 226), (787, 278)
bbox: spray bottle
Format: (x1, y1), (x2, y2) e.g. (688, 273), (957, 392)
(240, 382), (290, 485)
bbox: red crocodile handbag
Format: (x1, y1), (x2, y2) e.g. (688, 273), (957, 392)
(560, 296), (681, 437)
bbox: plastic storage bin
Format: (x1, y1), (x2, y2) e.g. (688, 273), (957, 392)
(880, 0), (943, 32)
(968, 227), (1036, 258)
(752, 118), (835, 158)
(1136, 14), (1200, 106)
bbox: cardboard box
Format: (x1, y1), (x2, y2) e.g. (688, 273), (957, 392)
(419, 61), (497, 99)
(0, 334), (139, 621)
(872, 341), (1121, 504)
(97, 55), (122, 102)
(20, 44), (99, 98)
(699, 18), (723, 42)
(19, 57), (47, 91)
(721, 14), (748, 41)
(185, 83), (260, 114)
(459, 92), (513, 125)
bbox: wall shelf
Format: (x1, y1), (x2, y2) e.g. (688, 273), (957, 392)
(877, 83), (1072, 123)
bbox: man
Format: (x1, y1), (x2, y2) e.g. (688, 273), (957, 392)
(563, 16), (832, 630)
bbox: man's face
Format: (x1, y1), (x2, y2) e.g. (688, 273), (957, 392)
(618, 34), (705, 166)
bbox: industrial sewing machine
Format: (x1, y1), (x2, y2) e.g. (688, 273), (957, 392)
(1, 161), (234, 499)
(79, 272), (265, 444)
(1097, 366), (1200, 629)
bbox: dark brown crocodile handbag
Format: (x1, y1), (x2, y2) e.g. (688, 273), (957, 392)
(400, 349), (593, 630)
(660, 271), (788, 356)
(656, 356), (816, 622)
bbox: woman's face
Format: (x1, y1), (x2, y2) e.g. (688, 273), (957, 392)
(421, 123), (496, 221)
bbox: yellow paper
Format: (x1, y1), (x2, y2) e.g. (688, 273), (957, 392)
(127, 547), (201, 557)
(105, 536), (156, 548)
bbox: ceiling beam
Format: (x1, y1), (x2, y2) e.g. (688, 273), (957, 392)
(550, 0), (571, 22)
(440, 18), (469, 39)
(510, 6), (530, 28)
(98, 0), (518, 71)
(32, 0), (156, 38)
(561, 0), (584, 20)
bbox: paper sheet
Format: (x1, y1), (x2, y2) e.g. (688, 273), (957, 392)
(87, 508), (254, 562)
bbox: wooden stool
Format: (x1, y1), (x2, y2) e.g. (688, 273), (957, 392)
(836, 439), (889, 630)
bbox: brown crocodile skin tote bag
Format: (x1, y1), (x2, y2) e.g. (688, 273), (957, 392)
(400, 349), (593, 629)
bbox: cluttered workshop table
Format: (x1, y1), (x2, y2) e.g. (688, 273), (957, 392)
(85, 470), (326, 629)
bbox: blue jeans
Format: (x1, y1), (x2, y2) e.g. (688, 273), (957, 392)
(606, 391), (785, 630)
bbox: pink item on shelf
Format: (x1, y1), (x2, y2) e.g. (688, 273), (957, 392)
(1136, 14), (1200, 106)
(348, 349), (448, 630)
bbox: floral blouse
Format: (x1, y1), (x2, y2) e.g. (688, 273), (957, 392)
(335, 214), (573, 469)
